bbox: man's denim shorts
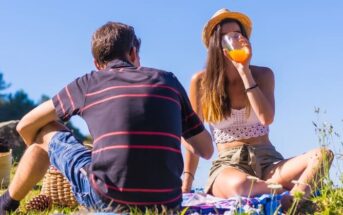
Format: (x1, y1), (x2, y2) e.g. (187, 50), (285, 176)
(48, 130), (106, 210)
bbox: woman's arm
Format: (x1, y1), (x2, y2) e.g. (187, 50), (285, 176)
(239, 65), (275, 125)
(230, 37), (275, 125)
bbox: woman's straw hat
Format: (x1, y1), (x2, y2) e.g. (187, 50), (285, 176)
(202, 8), (252, 48)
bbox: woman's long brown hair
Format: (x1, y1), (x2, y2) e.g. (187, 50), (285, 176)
(201, 19), (248, 123)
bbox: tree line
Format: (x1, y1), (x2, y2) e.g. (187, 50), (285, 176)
(0, 72), (85, 161)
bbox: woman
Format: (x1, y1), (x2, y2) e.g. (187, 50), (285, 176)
(182, 8), (333, 206)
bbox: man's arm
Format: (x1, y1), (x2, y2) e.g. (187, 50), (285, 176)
(181, 129), (212, 191)
(181, 72), (213, 192)
(16, 100), (58, 145)
(181, 138), (200, 192)
(180, 71), (212, 158)
(182, 130), (213, 160)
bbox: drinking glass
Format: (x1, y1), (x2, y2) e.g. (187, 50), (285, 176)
(222, 32), (250, 63)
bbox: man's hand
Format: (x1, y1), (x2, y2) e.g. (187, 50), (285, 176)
(182, 172), (194, 193)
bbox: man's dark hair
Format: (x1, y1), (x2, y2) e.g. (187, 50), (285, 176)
(91, 22), (141, 66)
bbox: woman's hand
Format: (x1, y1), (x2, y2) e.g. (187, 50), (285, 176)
(232, 37), (252, 76)
(223, 35), (252, 77)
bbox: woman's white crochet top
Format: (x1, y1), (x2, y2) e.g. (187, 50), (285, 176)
(210, 107), (269, 144)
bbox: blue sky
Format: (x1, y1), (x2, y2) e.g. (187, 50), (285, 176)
(1, 0), (342, 187)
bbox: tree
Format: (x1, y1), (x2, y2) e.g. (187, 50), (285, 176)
(0, 72), (10, 101)
(0, 90), (36, 121)
(38, 94), (50, 104)
(0, 72), (86, 161)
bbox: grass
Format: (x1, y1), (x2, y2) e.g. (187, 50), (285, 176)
(282, 111), (343, 215)
(1, 111), (343, 214)
(300, 113), (343, 215)
(0, 166), (75, 214)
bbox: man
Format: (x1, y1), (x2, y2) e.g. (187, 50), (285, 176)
(0, 21), (213, 213)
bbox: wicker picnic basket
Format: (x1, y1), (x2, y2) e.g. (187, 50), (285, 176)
(0, 150), (12, 188)
(40, 166), (78, 207)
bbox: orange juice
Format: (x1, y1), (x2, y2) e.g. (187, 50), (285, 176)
(226, 49), (249, 63)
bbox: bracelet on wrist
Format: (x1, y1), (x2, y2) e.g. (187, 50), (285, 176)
(183, 171), (195, 180)
(245, 84), (258, 93)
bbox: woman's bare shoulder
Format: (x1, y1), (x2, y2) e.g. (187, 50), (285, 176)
(191, 70), (205, 81)
(190, 70), (205, 86)
(250, 65), (273, 75)
(250, 65), (274, 83)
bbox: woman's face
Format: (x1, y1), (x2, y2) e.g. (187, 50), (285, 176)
(219, 21), (251, 63)
(220, 22), (242, 38)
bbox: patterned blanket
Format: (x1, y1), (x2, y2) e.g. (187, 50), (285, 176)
(181, 192), (286, 215)
(80, 192), (288, 215)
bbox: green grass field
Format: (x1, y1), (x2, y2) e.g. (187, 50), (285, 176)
(1, 117), (343, 214)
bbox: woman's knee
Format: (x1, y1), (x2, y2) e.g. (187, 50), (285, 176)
(320, 147), (334, 164)
(215, 175), (251, 197)
(230, 178), (253, 196)
(308, 147), (334, 164)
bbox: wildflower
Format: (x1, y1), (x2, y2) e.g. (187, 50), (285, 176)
(293, 190), (305, 200)
(291, 180), (310, 187)
(291, 180), (298, 184)
(246, 175), (260, 199)
(267, 183), (283, 190)
(247, 175), (260, 182)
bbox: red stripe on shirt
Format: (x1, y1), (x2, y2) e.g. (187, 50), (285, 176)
(91, 175), (181, 205)
(93, 131), (180, 144)
(182, 122), (203, 136)
(57, 94), (66, 115)
(65, 86), (76, 111)
(92, 145), (181, 154)
(85, 84), (181, 97)
(183, 112), (196, 122)
(105, 185), (175, 193)
(81, 94), (180, 112)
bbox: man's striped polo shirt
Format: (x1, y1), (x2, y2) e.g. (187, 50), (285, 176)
(52, 59), (204, 208)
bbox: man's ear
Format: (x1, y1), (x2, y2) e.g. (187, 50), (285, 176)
(129, 47), (137, 62)
(94, 59), (105, 70)
(129, 47), (140, 67)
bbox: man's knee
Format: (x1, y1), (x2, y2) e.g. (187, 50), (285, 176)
(35, 122), (69, 145)
(25, 143), (50, 158)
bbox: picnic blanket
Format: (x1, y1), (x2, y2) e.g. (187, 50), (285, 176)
(181, 192), (286, 215)
(83, 192), (287, 215)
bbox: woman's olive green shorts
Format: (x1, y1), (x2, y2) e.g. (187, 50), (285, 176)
(205, 144), (284, 193)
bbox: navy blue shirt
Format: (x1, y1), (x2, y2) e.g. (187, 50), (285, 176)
(52, 59), (204, 208)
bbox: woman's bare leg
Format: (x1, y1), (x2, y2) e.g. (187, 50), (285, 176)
(263, 147), (334, 198)
(211, 167), (285, 198)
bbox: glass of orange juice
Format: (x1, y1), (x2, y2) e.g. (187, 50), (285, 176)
(222, 32), (250, 63)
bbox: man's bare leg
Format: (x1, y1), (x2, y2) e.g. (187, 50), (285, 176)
(0, 122), (67, 212)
